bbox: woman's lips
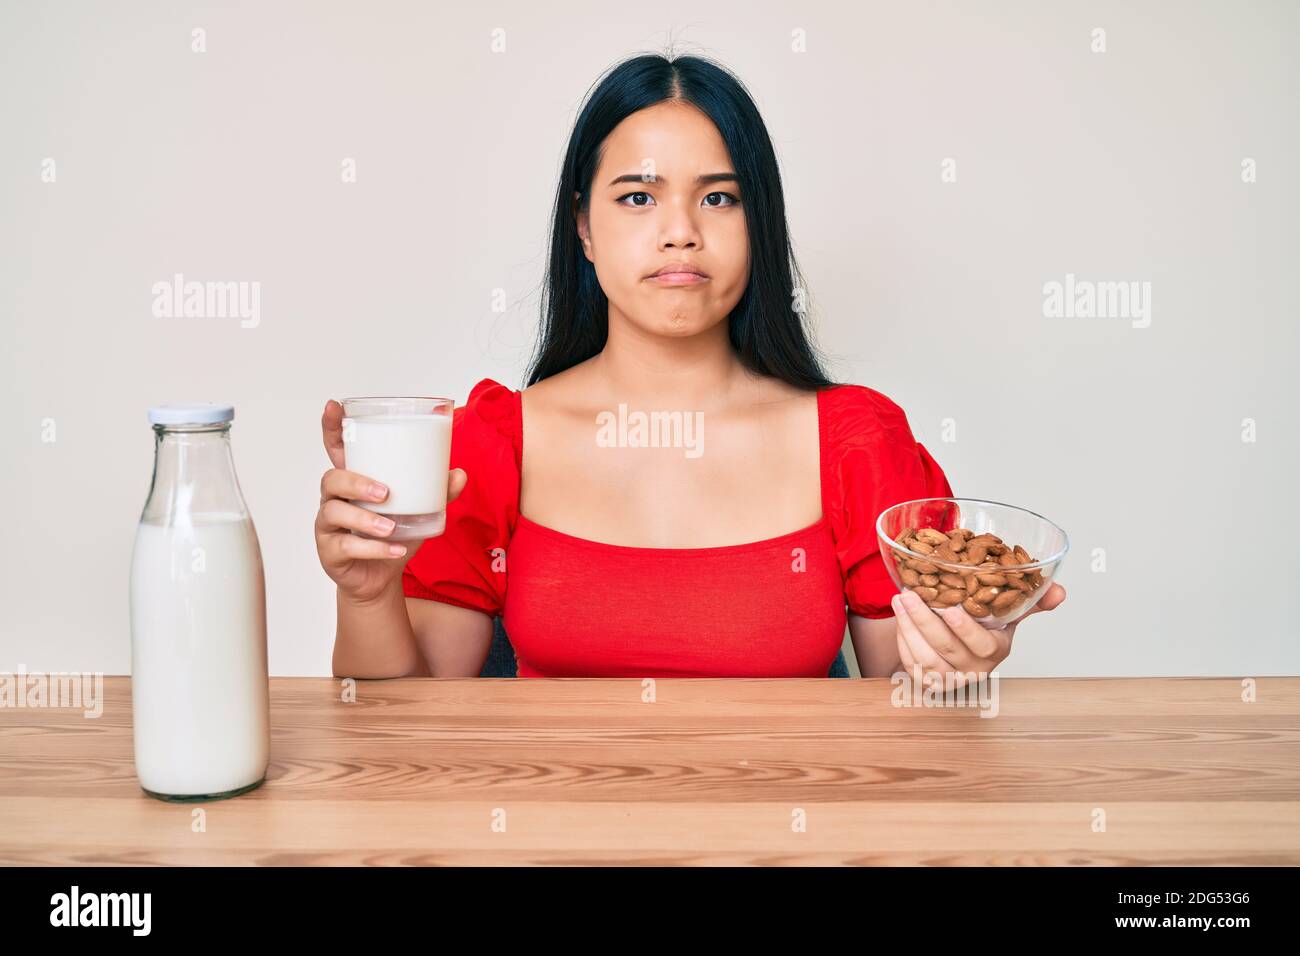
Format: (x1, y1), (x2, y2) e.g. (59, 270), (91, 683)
(645, 272), (710, 286)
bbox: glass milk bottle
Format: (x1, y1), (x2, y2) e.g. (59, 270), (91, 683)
(129, 403), (270, 801)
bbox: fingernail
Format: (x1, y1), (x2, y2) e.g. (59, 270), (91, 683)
(900, 591), (920, 608)
(375, 516), (395, 532)
(388, 544), (407, 556)
(370, 482), (388, 499)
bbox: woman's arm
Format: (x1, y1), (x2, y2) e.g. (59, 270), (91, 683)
(405, 597), (494, 677)
(332, 581), (427, 678)
(331, 580), (493, 678)
(847, 612), (903, 678)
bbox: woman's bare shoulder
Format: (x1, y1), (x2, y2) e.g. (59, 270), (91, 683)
(736, 373), (819, 428)
(520, 362), (600, 419)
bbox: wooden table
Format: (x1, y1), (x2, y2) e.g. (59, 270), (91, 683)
(2, 676), (1298, 865)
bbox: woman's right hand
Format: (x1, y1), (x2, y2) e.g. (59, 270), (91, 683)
(316, 399), (467, 604)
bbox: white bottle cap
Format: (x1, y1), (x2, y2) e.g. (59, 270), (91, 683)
(148, 403), (236, 426)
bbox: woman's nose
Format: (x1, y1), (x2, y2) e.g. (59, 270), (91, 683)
(656, 197), (704, 249)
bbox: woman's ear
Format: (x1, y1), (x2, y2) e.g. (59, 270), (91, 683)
(573, 192), (593, 261)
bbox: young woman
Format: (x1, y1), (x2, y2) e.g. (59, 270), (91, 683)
(316, 53), (1066, 680)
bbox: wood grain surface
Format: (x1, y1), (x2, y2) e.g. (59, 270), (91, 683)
(2, 676), (1297, 865)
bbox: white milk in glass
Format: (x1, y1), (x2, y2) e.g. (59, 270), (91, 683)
(342, 404), (453, 540)
(130, 403), (270, 801)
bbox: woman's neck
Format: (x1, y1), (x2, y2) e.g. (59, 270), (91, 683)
(587, 312), (752, 410)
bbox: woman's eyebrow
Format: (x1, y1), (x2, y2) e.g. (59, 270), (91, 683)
(606, 172), (739, 187)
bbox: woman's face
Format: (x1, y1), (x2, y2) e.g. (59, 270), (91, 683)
(575, 100), (750, 337)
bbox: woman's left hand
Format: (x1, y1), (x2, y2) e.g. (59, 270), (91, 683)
(891, 582), (1067, 688)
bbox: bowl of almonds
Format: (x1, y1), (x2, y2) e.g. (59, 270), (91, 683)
(875, 498), (1069, 629)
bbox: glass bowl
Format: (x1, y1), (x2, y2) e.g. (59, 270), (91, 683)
(875, 498), (1069, 629)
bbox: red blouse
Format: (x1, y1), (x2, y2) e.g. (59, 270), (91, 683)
(401, 378), (953, 677)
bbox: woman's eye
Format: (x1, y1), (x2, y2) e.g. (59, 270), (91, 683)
(616, 191), (741, 208)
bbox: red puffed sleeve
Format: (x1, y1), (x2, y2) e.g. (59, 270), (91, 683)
(400, 378), (521, 617)
(821, 384), (954, 619)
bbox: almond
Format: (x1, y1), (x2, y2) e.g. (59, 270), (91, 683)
(915, 528), (950, 546)
(992, 590), (1023, 612)
(890, 527), (1045, 624)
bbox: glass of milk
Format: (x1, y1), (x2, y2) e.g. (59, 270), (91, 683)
(340, 396), (454, 541)
(129, 403), (270, 802)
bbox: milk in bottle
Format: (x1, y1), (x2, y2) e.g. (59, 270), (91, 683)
(128, 403), (269, 801)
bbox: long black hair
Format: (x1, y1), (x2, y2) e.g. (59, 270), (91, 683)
(525, 52), (840, 391)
